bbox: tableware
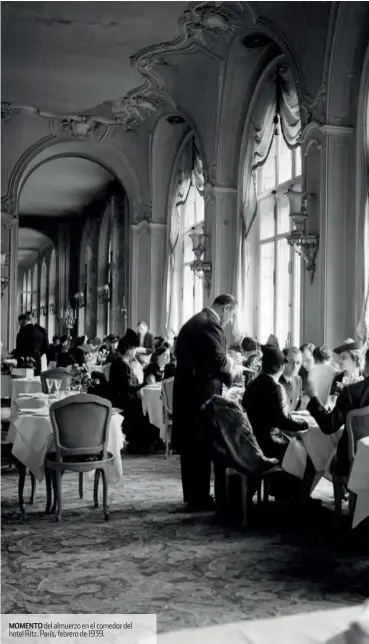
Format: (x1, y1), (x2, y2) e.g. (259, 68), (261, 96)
(53, 379), (62, 392)
(46, 378), (53, 394)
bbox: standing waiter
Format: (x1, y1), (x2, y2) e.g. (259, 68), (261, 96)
(172, 293), (237, 511)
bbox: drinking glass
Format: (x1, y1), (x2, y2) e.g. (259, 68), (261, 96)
(46, 378), (53, 394)
(53, 379), (62, 392)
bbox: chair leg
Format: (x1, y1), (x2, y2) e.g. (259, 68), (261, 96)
(45, 466), (52, 514)
(17, 463), (26, 515)
(55, 471), (63, 522)
(101, 469), (109, 521)
(79, 472), (84, 499)
(241, 475), (248, 528)
(257, 479), (262, 504)
(93, 470), (100, 508)
(29, 473), (36, 504)
(333, 479), (342, 516)
(263, 478), (270, 504)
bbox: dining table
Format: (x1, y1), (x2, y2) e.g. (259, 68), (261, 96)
(348, 436), (369, 528)
(282, 411), (343, 481)
(141, 383), (165, 440)
(10, 376), (42, 417)
(8, 393), (125, 484)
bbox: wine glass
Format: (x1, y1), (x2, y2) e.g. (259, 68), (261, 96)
(46, 378), (53, 394)
(54, 379), (62, 392)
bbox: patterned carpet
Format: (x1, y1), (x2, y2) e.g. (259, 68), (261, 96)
(1, 455), (368, 633)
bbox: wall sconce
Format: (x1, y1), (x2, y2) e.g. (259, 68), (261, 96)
(188, 227), (212, 294)
(41, 305), (48, 316)
(74, 291), (85, 308)
(286, 187), (319, 284)
(49, 303), (56, 315)
(1, 274), (9, 297)
(98, 284), (111, 303)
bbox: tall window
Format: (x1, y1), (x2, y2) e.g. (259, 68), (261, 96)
(26, 269), (32, 311)
(32, 264), (38, 316)
(106, 237), (112, 336)
(48, 249), (57, 338)
(257, 133), (302, 346)
(39, 259), (47, 329)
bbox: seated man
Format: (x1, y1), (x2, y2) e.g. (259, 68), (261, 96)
(279, 346), (303, 412)
(305, 347), (369, 476)
(242, 345), (308, 461)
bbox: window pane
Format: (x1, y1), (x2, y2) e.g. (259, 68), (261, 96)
(259, 195), (275, 240)
(276, 239), (290, 348)
(182, 266), (194, 324)
(295, 148), (302, 177)
(182, 186), (196, 229)
(259, 242), (274, 343)
(278, 194), (290, 235)
(194, 188), (204, 224)
(293, 251), (301, 346)
(259, 138), (276, 193)
(278, 135), (292, 184)
(183, 232), (193, 264)
(194, 272), (203, 314)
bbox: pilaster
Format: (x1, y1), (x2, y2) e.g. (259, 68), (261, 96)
(1, 211), (18, 351)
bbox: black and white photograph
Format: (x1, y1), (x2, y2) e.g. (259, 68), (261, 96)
(1, 1), (369, 642)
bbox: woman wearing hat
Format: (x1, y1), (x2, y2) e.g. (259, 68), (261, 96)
(330, 339), (364, 399)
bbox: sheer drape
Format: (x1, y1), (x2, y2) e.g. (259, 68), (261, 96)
(357, 192), (369, 343)
(234, 65), (302, 336)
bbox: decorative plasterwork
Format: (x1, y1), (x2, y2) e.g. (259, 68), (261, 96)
(300, 83), (327, 129)
(132, 200), (152, 224)
(203, 163), (217, 186)
(1, 195), (17, 218)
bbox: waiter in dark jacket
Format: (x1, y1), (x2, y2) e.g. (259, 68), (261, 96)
(172, 293), (237, 511)
(27, 311), (49, 361)
(15, 313), (45, 375)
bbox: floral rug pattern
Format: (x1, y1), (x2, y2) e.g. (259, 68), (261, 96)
(1, 455), (368, 633)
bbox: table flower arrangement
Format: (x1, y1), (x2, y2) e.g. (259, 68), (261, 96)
(66, 364), (91, 392)
(17, 356), (36, 369)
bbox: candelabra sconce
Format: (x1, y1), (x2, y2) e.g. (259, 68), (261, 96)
(98, 283), (111, 303)
(1, 275), (9, 297)
(41, 305), (48, 316)
(286, 187), (319, 284)
(188, 226), (212, 294)
(74, 291), (85, 308)
(49, 303), (56, 315)
(60, 305), (77, 335)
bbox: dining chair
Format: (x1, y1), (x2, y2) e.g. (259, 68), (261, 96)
(45, 394), (114, 522)
(40, 368), (71, 394)
(332, 405), (369, 517)
(1, 444), (36, 515)
(161, 377), (174, 458)
(224, 465), (282, 528)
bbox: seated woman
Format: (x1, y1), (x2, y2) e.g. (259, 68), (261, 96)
(109, 331), (159, 453)
(227, 343), (245, 387)
(241, 337), (261, 388)
(69, 336), (87, 366)
(144, 343), (175, 384)
(330, 339), (364, 399)
(57, 335), (76, 368)
(87, 371), (112, 401)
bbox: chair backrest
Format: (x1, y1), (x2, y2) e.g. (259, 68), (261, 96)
(162, 377), (174, 413)
(49, 394), (112, 462)
(346, 405), (369, 464)
(41, 368), (71, 393)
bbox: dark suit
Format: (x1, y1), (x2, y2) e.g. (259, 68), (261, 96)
(242, 372), (308, 460)
(279, 374), (302, 412)
(34, 323), (48, 358)
(308, 376), (369, 475)
(139, 331), (154, 354)
(15, 324), (45, 375)
(172, 308), (231, 504)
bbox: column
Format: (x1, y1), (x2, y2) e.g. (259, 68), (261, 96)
(130, 220), (167, 335)
(204, 185), (238, 301)
(1, 212), (18, 351)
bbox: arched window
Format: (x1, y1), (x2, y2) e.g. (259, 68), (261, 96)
(39, 258), (47, 329)
(97, 204), (113, 339)
(236, 62), (302, 346)
(26, 269), (32, 311)
(166, 137), (205, 333)
(21, 272), (27, 313)
(48, 249), (57, 338)
(256, 131), (302, 346)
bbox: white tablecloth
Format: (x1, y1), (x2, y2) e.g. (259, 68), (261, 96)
(282, 413), (343, 480)
(348, 436), (369, 528)
(10, 377), (42, 417)
(9, 406), (124, 484)
(141, 385), (165, 440)
(154, 605), (365, 644)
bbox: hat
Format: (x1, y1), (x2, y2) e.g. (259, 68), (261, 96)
(333, 339), (363, 355)
(241, 336), (258, 352)
(261, 344), (287, 368)
(106, 334), (119, 343)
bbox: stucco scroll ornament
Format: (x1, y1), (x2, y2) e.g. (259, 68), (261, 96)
(203, 163), (217, 187)
(1, 102), (13, 123)
(300, 83), (327, 129)
(1, 195), (17, 218)
(49, 116), (111, 142)
(133, 201), (152, 224)
(112, 92), (168, 132)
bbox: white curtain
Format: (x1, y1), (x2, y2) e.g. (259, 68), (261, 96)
(357, 192), (369, 343)
(165, 139), (193, 334)
(234, 64), (302, 337)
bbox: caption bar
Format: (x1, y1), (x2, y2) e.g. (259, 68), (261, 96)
(1, 615), (157, 644)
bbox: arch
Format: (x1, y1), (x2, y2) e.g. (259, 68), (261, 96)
(2, 136), (143, 218)
(48, 248), (57, 338)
